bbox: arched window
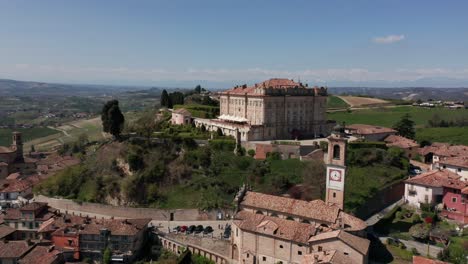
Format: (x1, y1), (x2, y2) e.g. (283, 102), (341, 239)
(286, 216), (294, 221)
(301, 219), (311, 224)
(256, 210), (264, 215)
(333, 145), (340, 160)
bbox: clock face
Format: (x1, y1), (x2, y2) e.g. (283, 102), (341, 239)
(329, 169), (342, 181)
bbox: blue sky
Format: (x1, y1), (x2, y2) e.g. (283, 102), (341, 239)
(0, 0), (467, 88)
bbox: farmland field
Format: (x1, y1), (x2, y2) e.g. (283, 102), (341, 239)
(416, 126), (468, 145)
(0, 127), (60, 146)
(338, 96), (390, 107)
(327, 95), (350, 109)
(328, 106), (468, 128)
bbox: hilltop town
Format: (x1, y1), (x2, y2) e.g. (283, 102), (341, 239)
(0, 78), (466, 264)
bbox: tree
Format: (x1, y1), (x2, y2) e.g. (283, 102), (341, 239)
(195, 85), (202, 94)
(161, 89), (171, 107)
(393, 113), (415, 139)
(247, 149), (256, 157)
(101, 100), (125, 139)
(103, 247), (111, 264)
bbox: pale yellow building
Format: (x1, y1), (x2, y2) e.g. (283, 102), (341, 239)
(195, 78), (333, 141)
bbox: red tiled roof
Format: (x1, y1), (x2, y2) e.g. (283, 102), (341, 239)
(439, 156), (468, 169)
(234, 210), (316, 244)
(19, 245), (62, 264)
(20, 202), (48, 211)
(405, 169), (468, 190)
(0, 241), (34, 258)
(308, 230), (370, 255)
(412, 255), (449, 264)
(222, 78), (309, 95)
(419, 144), (468, 158)
(346, 124), (396, 135)
(0, 225), (16, 239)
(385, 135), (419, 149)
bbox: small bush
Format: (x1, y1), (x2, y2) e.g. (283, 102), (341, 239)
(247, 149), (256, 157)
(411, 247), (420, 255)
(411, 214), (421, 223)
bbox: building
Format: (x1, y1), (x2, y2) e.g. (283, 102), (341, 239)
(384, 135), (419, 159)
(0, 240), (35, 264)
(18, 245), (64, 264)
(231, 128), (370, 264)
(419, 143), (468, 167)
(404, 169), (468, 223)
(171, 108), (193, 125)
(38, 213), (151, 263)
(0, 175), (42, 208)
(0, 132), (36, 178)
(344, 124), (396, 141)
(1, 202), (56, 239)
(231, 191), (369, 264)
(194, 78), (334, 141)
(438, 156), (468, 181)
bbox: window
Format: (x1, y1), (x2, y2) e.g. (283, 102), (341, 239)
(452, 197), (457, 203)
(236, 228), (238, 237)
(333, 145), (340, 160)
(426, 187), (429, 191)
(247, 253), (249, 258)
(318, 246), (323, 252)
(344, 252), (349, 255)
(279, 245), (283, 249)
(263, 257), (266, 261)
(458, 168), (462, 172)
(333, 192), (336, 198)
(298, 251), (302, 255)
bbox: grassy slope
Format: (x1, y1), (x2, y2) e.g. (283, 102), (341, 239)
(328, 106), (468, 127)
(0, 127), (60, 146)
(416, 126), (468, 145)
(327, 95), (350, 109)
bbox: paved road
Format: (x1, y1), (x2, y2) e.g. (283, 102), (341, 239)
(379, 237), (443, 258)
(365, 198), (403, 226)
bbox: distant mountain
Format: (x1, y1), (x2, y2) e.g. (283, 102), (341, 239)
(328, 87), (468, 101)
(0, 78), (149, 97)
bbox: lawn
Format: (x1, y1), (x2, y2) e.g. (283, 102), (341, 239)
(0, 127), (61, 146)
(416, 126), (468, 145)
(327, 95), (350, 109)
(328, 106), (468, 128)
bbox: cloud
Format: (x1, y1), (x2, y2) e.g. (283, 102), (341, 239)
(372, 34), (405, 44)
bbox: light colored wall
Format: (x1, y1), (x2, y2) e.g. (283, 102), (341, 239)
(443, 165), (468, 181)
(405, 183), (443, 207)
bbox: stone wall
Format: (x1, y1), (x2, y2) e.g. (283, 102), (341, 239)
(35, 195), (224, 221)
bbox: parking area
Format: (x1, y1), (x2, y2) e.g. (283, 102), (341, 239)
(151, 220), (232, 240)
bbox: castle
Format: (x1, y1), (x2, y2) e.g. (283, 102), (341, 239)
(194, 78), (334, 141)
(0, 132), (36, 178)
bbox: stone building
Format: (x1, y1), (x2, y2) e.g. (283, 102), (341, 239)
(171, 108), (193, 125)
(194, 78), (334, 141)
(344, 124), (396, 142)
(0, 132), (36, 178)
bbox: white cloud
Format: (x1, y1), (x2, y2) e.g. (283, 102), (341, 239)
(372, 34), (405, 44)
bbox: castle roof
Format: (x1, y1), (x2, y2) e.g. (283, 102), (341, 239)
(221, 78), (324, 96)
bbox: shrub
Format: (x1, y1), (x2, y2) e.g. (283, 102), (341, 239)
(399, 243), (407, 249)
(411, 247), (420, 255)
(411, 213), (421, 223)
(247, 149), (255, 157)
(267, 152), (282, 160)
(395, 211), (403, 220)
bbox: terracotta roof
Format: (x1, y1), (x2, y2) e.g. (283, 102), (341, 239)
(412, 255), (449, 264)
(240, 192), (367, 230)
(405, 169), (468, 190)
(301, 250), (336, 264)
(241, 192), (339, 223)
(221, 78), (320, 96)
(20, 202), (48, 211)
(346, 124), (396, 135)
(308, 230), (370, 255)
(462, 187), (468, 194)
(0, 240), (34, 258)
(19, 245), (62, 264)
(385, 135), (419, 149)
(39, 214), (150, 237)
(173, 108), (192, 116)
(6, 172), (22, 180)
(439, 156), (468, 169)
(0, 179), (32, 193)
(234, 210), (316, 244)
(419, 144), (468, 158)
(0, 225), (16, 239)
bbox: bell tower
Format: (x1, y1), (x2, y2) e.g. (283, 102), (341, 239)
(325, 124), (347, 209)
(11, 132), (24, 162)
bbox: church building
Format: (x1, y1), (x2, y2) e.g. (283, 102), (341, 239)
(0, 132), (36, 178)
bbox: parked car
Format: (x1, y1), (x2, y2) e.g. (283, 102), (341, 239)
(179, 225), (188, 232)
(187, 225), (196, 234)
(195, 225), (204, 233)
(203, 226), (213, 234)
(173, 226), (180, 232)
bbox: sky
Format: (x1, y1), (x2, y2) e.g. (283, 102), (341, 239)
(0, 0), (468, 88)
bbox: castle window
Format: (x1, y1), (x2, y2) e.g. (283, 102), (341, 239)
(344, 252), (349, 255)
(318, 246), (323, 252)
(333, 145), (340, 160)
(333, 192), (336, 198)
(279, 245), (283, 249)
(263, 257), (266, 261)
(298, 251), (302, 255)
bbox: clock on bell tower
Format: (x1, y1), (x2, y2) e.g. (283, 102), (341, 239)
(325, 123), (347, 209)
